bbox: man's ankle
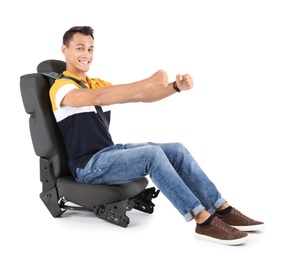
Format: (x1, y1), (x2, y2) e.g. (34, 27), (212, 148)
(194, 210), (211, 224)
(216, 206), (232, 216)
(197, 215), (214, 226)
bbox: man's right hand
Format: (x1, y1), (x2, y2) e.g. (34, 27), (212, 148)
(147, 69), (169, 89)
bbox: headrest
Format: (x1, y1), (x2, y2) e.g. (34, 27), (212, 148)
(37, 59), (66, 74)
(37, 59), (66, 86)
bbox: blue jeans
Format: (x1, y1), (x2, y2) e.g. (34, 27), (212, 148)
(75, 142), (226, 221)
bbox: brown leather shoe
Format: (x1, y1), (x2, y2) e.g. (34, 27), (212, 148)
(215, 207), (265, 231)
(195, 216), (249, 245)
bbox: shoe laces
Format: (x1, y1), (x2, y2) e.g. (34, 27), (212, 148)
(214, 217), (237, 232)
(232, 208), (254, 221)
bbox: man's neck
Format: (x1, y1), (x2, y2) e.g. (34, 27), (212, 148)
(65, 67), (87, 80)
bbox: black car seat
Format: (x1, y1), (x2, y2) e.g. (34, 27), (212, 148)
(20, 59), (159, 227)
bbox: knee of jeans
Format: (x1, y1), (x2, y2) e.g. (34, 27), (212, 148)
(142, 146), (166, 161)
(173, 142), (185, 150)
(171, 142), (188, 155)
(152, 146), (166, 156)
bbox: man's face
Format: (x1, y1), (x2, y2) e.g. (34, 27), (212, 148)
(62, 32), (94, 75)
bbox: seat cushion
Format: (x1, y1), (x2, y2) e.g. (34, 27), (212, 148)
(57, 176), (148, 208)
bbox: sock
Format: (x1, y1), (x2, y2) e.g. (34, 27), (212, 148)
(197, 215), (214, 226)
(216, 206), (232, 216)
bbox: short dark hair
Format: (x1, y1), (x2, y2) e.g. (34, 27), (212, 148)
(63, 26), (94, 46)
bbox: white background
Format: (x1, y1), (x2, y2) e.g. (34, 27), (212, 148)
(1, 0), (284, 258)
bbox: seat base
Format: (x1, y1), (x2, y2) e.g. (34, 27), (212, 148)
(41, 187), (159, 227)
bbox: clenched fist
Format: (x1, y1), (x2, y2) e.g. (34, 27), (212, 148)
(175, 74), (194, 91)
(148, 69), (169, 89)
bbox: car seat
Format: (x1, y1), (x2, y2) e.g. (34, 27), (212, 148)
(20, 59), (159, 227)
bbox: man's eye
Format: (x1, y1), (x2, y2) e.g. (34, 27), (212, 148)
(89, 49), (94, 53)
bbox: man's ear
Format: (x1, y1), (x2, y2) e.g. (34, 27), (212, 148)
(61, 44), (67, 54)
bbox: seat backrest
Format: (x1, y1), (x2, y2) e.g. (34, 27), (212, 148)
(20, 59), (70, 178)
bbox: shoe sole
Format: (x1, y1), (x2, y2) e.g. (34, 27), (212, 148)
(195, 233), (249, 246)
(232, 223), (266, 232)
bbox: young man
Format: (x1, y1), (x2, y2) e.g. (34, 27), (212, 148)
(50, 26), (265, 245)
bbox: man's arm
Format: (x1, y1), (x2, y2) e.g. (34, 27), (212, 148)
(61, 71), (193, 107)
(124, 74), (194, 103)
